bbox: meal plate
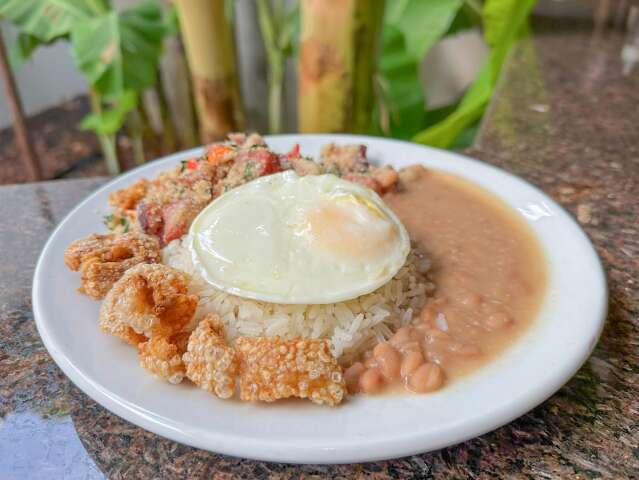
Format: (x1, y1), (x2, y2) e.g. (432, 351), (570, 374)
(33, 135), (607, 464)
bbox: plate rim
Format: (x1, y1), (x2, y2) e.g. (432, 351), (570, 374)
(32, 134), (608, 464)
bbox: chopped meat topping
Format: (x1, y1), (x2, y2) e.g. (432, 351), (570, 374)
(183, 315), (239, 399)
(319, 143), (369, 176)
(235, 336), (346, 406)
(99, 263), (198, 338)
(109, 179), (148, 213)
(106, 134), (399, 245)
(64, 232), (161, 299)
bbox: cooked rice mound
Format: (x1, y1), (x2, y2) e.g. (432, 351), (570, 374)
(163, 238), (433, 363)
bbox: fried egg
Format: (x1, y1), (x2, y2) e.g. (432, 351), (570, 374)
(189, 171), (410, 304)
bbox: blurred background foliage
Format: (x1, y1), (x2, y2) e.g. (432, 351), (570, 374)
(0, 0), (535, 174)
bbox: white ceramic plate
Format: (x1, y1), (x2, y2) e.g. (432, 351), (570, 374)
(33, 135), (607, 464)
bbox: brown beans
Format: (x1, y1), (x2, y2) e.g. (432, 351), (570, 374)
(396, 340), (421, 354)
(344, 362), (365, 393)
(359, 368), (384, 393)
(447, 342), (480, 356)
(364, 356), (379, 369)
(460, 291), (482, 307)
(424, 328), (451, 342)
(407, 363), (444, 393)
(420, 305), (437, 324)
(373, 343), (401, 380)
(401, 351), (424, 378)
(389, 326), (412, 346)
(485, 311), (513, 330)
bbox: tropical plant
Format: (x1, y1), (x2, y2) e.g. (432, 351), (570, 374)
(1, 0), (535, 178)
(0, 0), (170, 173)
(255, 0), (297, 134)
(377, 0), (536, 148)
(297, 0), (385, 134)
(173, 0), (244, 142)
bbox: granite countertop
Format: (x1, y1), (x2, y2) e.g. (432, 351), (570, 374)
(1, 19), (638, 480)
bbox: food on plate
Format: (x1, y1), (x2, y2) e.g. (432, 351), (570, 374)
(319, 143), (398, 194)
(138, 331), (190, 384)
(188, 171), (410, 304)
(104, 133), (398, 246)
(64, 232), (161, 299)
(183, 315), (239, 399)
(165, 244), (431, 365)
(64, 133), (546, 406)
(235, 336), (346, 406)
(98, 263), (198, 339)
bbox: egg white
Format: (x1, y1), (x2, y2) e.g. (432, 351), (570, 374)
(188, 171), (410, 304)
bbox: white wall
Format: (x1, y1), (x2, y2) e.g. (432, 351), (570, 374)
(0, 24), (87, 129)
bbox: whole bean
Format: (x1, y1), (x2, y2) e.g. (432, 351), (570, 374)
(359, 368), (384, 393)
(373, 342), (401, 380)
(407, 363), (444, 393)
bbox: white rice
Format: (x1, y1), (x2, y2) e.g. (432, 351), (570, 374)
(162, 237), (434, 363)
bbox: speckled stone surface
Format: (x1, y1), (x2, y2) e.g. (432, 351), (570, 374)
(2, 21), (639, 480)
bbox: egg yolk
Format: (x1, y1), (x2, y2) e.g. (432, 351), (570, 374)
(305, 196), (398, 259)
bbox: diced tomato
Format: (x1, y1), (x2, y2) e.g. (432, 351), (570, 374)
(207, 145), (233, 165)
(186, 159), (199, 170)
(242, 149), (282, 176)
(286, 143), (300, 159)
(161, 201), (189, 244)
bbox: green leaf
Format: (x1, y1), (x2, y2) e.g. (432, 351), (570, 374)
(224, 0), (236, 23)
(377, 0), (465, 138)
(386, 0), (464, 60)
(413, 0), (536, 148)
(163, 4), (179, 36)
(446, 1), (483, 36)
(80, 90), (137, 134)
(280, 2), (299, 54)
(70, 0), (165, 99)
(0, 0), (103, 41)
(8, 32), (42, 69)
(376, 25), (425, 139)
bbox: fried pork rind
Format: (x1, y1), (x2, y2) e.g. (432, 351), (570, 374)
(64, 232), (161, 299)
(99, 263), (198, 339)
(235, 337), (346, 406)
(99, 316), (147, 346)
(183, 315), (239, 399)
(138, 332), (190, 384)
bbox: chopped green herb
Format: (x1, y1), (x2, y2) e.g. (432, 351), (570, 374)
(244, 162), (255, 180)
(180, 160), (187, 173)
(121, 217), (130, 233)
(103, 214), (114, 229)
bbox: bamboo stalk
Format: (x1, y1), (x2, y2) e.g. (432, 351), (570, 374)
(256, 0), (285, 133)
(298, 0), (385, 133)
(174, 0), (244, 142)
(126, 107), (146, 166)
(136, 101), (160, 158)
(160, 27), (199, 147)
(88, 89), (120, 175)
(154, 73), (177, 153)
(0, 30), (41, 181)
